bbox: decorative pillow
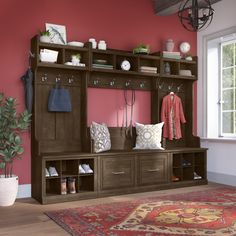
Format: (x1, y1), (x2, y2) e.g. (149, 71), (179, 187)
(90, 122), (111, 153)
(134, 122), (164, 150)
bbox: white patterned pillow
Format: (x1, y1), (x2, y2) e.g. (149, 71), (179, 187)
(134, 122), (164, 150)
(90, 122), (111, 153)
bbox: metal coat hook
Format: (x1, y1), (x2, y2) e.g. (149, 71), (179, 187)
(69, 76), (74, 84)
(41, 73), (48, 82)
(168, 83), (174, 91)
(177, 84), (183, 92)
(140, 82), (145, 88)
(56, 74), (61, 83)
(110, 80), (115, 86)
(93, 80), (99, 85)
(29, 51), (35, 58)
(125, 81), (131, 87)
(158, 81), (164, 89)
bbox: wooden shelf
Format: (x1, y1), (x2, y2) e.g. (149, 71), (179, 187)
(38, 62), (88, 70)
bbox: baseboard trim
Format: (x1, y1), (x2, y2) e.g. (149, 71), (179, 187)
(17, 184), (31, 198)
(207, 171), (236, 187)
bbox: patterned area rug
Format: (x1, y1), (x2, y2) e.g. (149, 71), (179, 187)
(45, 187), (236, 236)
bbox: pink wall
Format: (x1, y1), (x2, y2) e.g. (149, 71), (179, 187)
(0, 0), (196, 185)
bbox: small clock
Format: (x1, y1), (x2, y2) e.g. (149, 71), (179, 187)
(179, 42), (191, 54)
(121, 59), (131, 71)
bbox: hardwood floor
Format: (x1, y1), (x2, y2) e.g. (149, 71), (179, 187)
(0, 183), (225, 236)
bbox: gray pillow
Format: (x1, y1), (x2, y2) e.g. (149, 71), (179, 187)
(90, 122), (111, 153)
(134, 122), (164, 150)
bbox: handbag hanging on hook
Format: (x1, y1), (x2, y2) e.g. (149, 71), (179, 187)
(48, 80), (72, 112)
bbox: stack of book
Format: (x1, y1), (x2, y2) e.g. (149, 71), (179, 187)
(140, 66), (158, 74)
(92, 64), (114, 70)
(163, 51), (181, 59)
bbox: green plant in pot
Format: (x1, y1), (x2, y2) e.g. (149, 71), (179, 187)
(39, 29), (51, 43)
(71, 53), (81, 65)
(133, 43), (150, 54)
(0, 93), (31, 206)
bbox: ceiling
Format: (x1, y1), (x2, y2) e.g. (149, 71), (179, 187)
(153, 0), (222, 16)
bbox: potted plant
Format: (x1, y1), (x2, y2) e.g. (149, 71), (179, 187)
(39, 30), (51, 43)
(133, 43), (150, 54)
(71, 53), (81, 66)
(0, 93), (31, 206)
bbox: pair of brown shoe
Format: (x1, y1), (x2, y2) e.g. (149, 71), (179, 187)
(172, 175), (180, 182)
(61, 177), (76, 194)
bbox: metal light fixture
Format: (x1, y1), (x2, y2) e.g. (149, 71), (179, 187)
(178, 0), (214, 32)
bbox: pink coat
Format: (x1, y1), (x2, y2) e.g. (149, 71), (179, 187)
(161, 94), (186, 140)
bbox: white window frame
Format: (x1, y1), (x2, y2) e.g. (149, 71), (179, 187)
(220, 39), (236, 137)
(199, 26), (236, 140)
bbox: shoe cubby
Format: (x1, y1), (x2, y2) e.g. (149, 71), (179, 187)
(172, 152), (206, 182)
(78, 175), (94, 192)
(45, 160), (61, 178)
(194, 152), (206, 180)
(183, 168), (194, 181)
(46, 178), (61, 196)
(78, 159), (94, 175)
(61, 160), (78, 177)
(182, 153), (194, 167)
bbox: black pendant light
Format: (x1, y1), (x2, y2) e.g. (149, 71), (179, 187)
(178, 0), (214, 32)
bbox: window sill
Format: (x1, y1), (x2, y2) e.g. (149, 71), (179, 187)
(200, 137), (236, 143)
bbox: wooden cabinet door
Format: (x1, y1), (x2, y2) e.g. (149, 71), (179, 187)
(100, 155), (135, 190)
(138, 153), (169, 185)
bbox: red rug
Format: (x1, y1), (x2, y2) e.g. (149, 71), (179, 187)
(46, 187), (236, 236)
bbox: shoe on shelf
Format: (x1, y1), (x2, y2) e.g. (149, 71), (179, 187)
(81, 164), (93, 173)
(79, 164), (86, 174)
(61, 178), (67, 195)
(194, 172), (202, 180)
(172, 175), (179, 182)
(48, 166), (59, 177)
(68, 177), (76, 194)
(45, 168), (50, 177)
(182, 160), (192, 167)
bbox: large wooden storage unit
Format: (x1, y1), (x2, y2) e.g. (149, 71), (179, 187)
(31, 36), (207, 204)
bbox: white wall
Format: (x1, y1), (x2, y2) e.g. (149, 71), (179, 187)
(197, 0), (236, 186)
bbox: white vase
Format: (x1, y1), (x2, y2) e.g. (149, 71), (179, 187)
(98, 40), (107, 50)
(0, 175), (18, 206)
(166, 39), (175, 52)
(40, 35), (51, 43)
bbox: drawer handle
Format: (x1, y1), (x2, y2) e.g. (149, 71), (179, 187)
(147, 169), (160, 172)
(112, 171), (125, 175)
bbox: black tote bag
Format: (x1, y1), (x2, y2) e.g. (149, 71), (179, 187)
(48, 83), (72, 112)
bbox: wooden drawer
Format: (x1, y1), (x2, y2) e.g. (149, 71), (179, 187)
(138, 153), (169, 185)
(101, 155), (135, 190)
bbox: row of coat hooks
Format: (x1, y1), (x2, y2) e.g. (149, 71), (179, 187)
(41, 74), (76, 84)
(158, 81), (184, 93)
(92, 78), (147, 89)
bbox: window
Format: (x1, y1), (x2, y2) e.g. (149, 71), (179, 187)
(206, 31), (236, 139)
(220, 40), (236, 136)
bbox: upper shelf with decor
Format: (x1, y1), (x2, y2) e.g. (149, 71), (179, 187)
(30, 35), (197, 82)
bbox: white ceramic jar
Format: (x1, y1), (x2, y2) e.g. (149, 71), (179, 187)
(89, 38), (97, 49)
(98, 40), (107, 50)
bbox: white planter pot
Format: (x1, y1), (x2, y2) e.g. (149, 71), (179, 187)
(40, 35), (51, 43)
(0, 175), (18, 206)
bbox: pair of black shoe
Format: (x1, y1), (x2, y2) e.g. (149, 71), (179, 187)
(182, 159), (191, 167)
